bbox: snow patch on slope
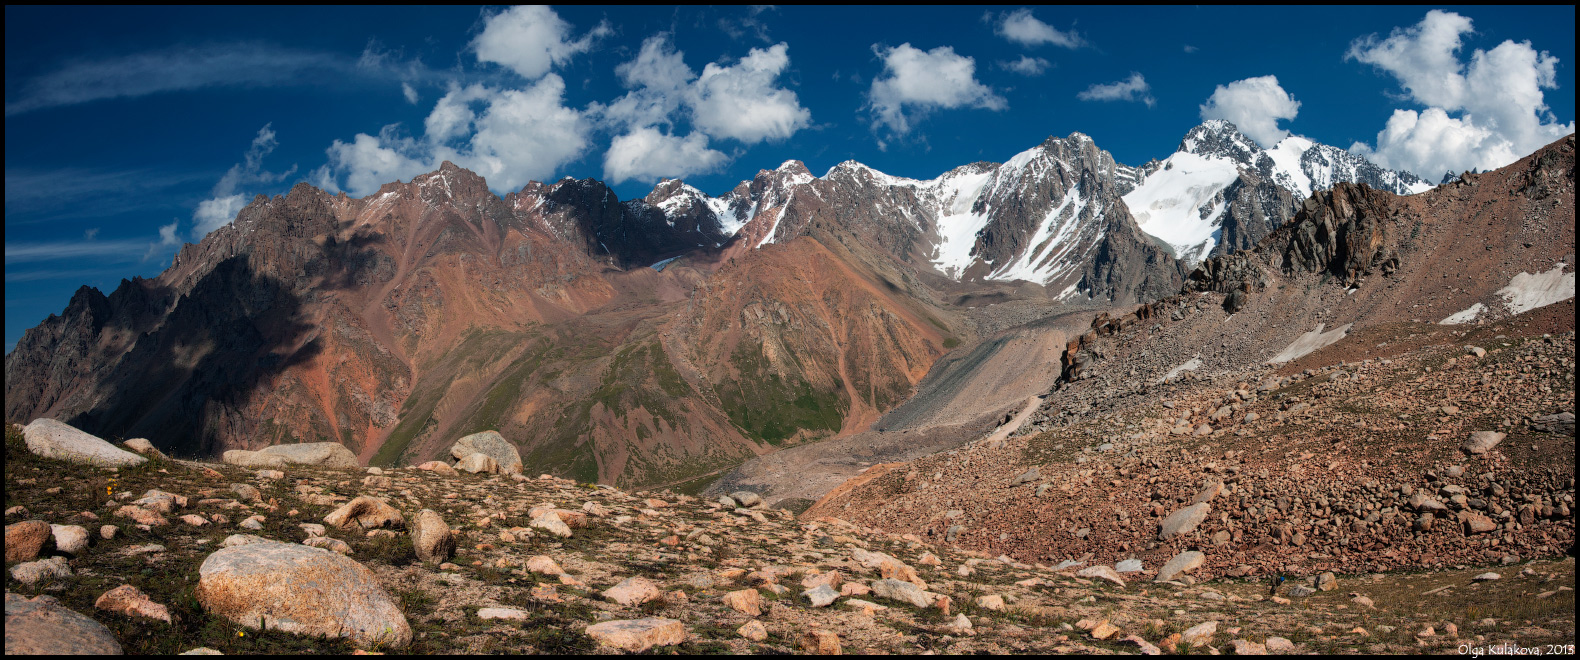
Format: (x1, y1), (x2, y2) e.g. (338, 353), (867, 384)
(1498, 264), (1575, 315)
(1122, 152), (1239, 264)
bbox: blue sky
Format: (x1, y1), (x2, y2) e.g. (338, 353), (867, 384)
(5, 6), (1575, 351)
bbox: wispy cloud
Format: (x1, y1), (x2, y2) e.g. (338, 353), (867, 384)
(4, 167), (209, 224)
(1078, 72), (1156, 108)
(989, 9), (1086, 49)
(5, 238), (156, 264)
(6, 42), (443, 116)
(999, 56), (1051, 76)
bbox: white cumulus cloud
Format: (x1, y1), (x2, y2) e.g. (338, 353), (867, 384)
(1078, 73), (1155, 107)
(604, 127), (728, 184)
(868, 43), (1005, 137)
(690, 43), (810, 144)
(472, 5), (610, 80)
(992, 9), (1085, 49)
(1199, 75), (1301, 148)
(1346, 10), (1575, 178)
(1000, 56), (1051, 76)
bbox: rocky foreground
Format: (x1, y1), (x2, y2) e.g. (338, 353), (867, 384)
(4, 417), (1575, 654)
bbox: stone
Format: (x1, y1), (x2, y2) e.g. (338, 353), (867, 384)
(6, 520), (52, 562)
(223, 450), (289, 469)
(1159, 503), (1211, 540)
(476, 607), (528, 621)
(256, 442), (360, 469)
(1119, 633), (1163, 655)
(415, 461), (458, 477)
(802, 584), (839, 607)
(525, 555), (564, 575)
(1155, 551), (1206, 583)
(1077, 565), (1127, 588)
(917, 552), (941, 566)
(178, 515), (209, 527)
(851, 548), (925, 588)
(1090, 621), (1120, 640)
(4, 592), (123, 654)
(50, 525), (90, 555)
(455, 453), (498, 475)
(230, 484), (262, 503)
(122, 437), (166, 459)
(1115, 558), (1144, 573)
(133, 489), (188, 514)
(1230, 639), (1268, 654)
(1316, 572), (1337, 592)
(196, 541), (411, 648)
(449, 431), (523, 475)
(729, 491), (762, 507)
(1458, 511), (1497, 534)
(1011, 467), (1040, 486)
(180, 648), (223, 655)
(870, 578), (934, 608)
(1462, 431), (1506, 455)
(798, 630), (842, 655)
(220, 534), (271, 548)
(946, 524), (964, 542)
(95, 584), (172, 623)
(585, 618), (685, 652)
(721, 588), (763, 615)
(1193, 481), (1224, 504)
(603, 577), (662, 607)
(976, 594), (1006, 611)
(1287, 585), (1316, 598)
(530, 511), (572, 538)
(324, 496), (404, 530)
(11, 556), (72, 586)
(302, 536), (352, 555)
(412, 510), (454, 564)
(843, 598), (887, 615)
(22, 419), (147, 467)
(949, 612), (975, 635)
(716, 495), (738, 508)
(255, 469), (285, 480)
(299, 523), (326, 538)
(99, 525), (118, 540)
(801, 570), (843, 590)
(1472, 572), (1501, 582)
(240, 516), (265, 531)
(1265, 636), (1295, 652)
(738, 619), (768, 641)
(1181, 620), (1217, 647)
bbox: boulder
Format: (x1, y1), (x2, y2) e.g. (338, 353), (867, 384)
(738, 619), (768, 641)
(11, 556), (72, 586)
(1077, 565), (1127, 588)
(1115, 559), (1144, 573)
(449, 431), (522, 475)
(95, 584), (173, 623)
(6, 520), (52, 562)
(722, 588), (762, 615)
(1155, 551), (1206, 583)
(456, 453), (499, 475)
(1159, 503), (1211, 540)
(851, 548), (925, 588)
(801, 584), (839, 607)
(585, 618), (685, 652)
(415, 461), (458, 477)
(222, 450), (289, 469)
(196, 541), (411, 649)
(50, 525), (90, 555)
(257, 443), (360, 469)
(1462, 431), (1505, 455)
(122, 438), (167, 459)
(412, 510), (454, 564)
(602, 577), (662, 607)
(4, 593), (123, 654)
(870, 578), (934, 608)
(530, 511), (572, 538)
(525, 555), (564, 575)
(729, 491), (763, 507)
(324, 496), (404, 530)
(22, 419), (146, 467)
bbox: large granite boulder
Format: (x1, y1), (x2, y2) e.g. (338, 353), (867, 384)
(448, 431), (522, 475)
(22, 419), (146, 468)
(223, 443), (359, 470)
(196, 541), (410, 649)
(5, 592), (124, 654)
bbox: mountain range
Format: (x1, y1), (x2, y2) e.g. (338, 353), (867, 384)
(2, 121), (1455, 488)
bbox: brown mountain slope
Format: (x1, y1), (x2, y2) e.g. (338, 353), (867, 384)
(805, 136), (1576, 579)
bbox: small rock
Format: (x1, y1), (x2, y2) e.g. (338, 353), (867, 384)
(303, 536), (352, 554)
(416, 461), (458, 477)
(99, 525), (118, 540)
(324, 496), (404, 530)
(1159, 504), (1211, 540)
(1472, 572), (1501, 582)
(802, 584), (839, 607)
(1265, 636), (1295, 652)
(870, 578), (934, 608)
(738, 619), (768, 641)
(1077, 565), (1127, 588)
(1230, 639), (1267, 654)
(1115, 558), (1144, 573)
(1316, 572), (1337, 592)
(729, 491), (763, 507)
(1155, 551), (1206, 582)
(797, 630), (842, 655)
(1119, 633), (1162, 655)
(1462, 431), (1505, 455)
(476, 607), (528, 621)
(530, 512), (572, 538)
(1287, 585), (1316, 598)
(525, 555), (564, 575)
(1181, 620), (1217, 647)
(975, 594), (1006, 611)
